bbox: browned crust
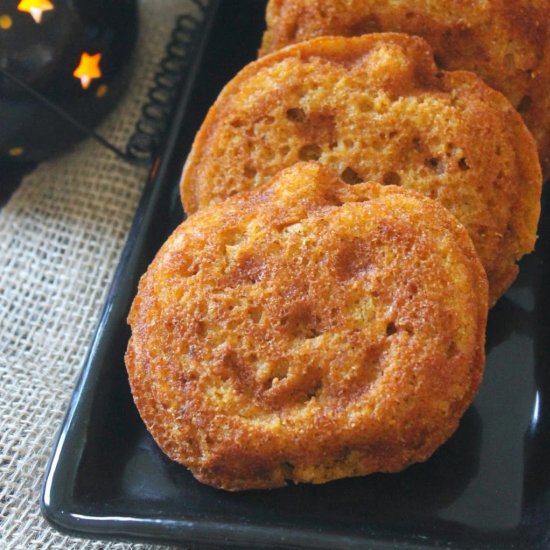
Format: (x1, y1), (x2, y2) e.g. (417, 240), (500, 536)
(181, 33), (439, 214)
(180, 33), (541, 304)
(130, 162), (488, 491)
(260, 0), (550, 178)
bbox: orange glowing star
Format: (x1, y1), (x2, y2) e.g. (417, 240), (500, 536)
(73, 53), (102, 90)
(17, 0), (54, 24)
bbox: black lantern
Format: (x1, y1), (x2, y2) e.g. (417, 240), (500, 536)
(0, 0), (138, 163)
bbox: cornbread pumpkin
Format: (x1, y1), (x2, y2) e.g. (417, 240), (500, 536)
(180, 34), (541, 304)
(261, 0), (550, 178)
(128, 162), (488, 491)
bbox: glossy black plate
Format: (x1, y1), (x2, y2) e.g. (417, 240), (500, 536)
(41, 1), (550, 548)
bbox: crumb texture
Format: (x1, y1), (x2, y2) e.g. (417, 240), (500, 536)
(181, 34), (541, 304)
(131, 163), (488, 490)
(261, 0), (550, 178)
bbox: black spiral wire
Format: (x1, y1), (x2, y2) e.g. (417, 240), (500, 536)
(0, 0), (210, 166)
(126, 0), (209, 163)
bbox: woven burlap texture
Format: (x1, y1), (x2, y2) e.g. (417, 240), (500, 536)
(0, 2), (207, 548)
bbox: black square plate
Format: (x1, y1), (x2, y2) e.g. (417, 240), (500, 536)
(41, 1), (550, 548)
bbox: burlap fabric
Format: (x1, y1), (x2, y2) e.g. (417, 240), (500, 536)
(0, 2), (208, 548)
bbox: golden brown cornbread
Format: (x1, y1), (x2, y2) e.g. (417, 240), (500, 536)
(261, 0), (550, 178)
(180, 34), (541, 304)
(129, 162), (488, 491)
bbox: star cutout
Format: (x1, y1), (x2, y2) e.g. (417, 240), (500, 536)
(73, 53), (102, 90)
(17, 0), (54, 24)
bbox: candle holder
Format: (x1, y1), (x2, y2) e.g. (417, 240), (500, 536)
(0, 0), (138, 163)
